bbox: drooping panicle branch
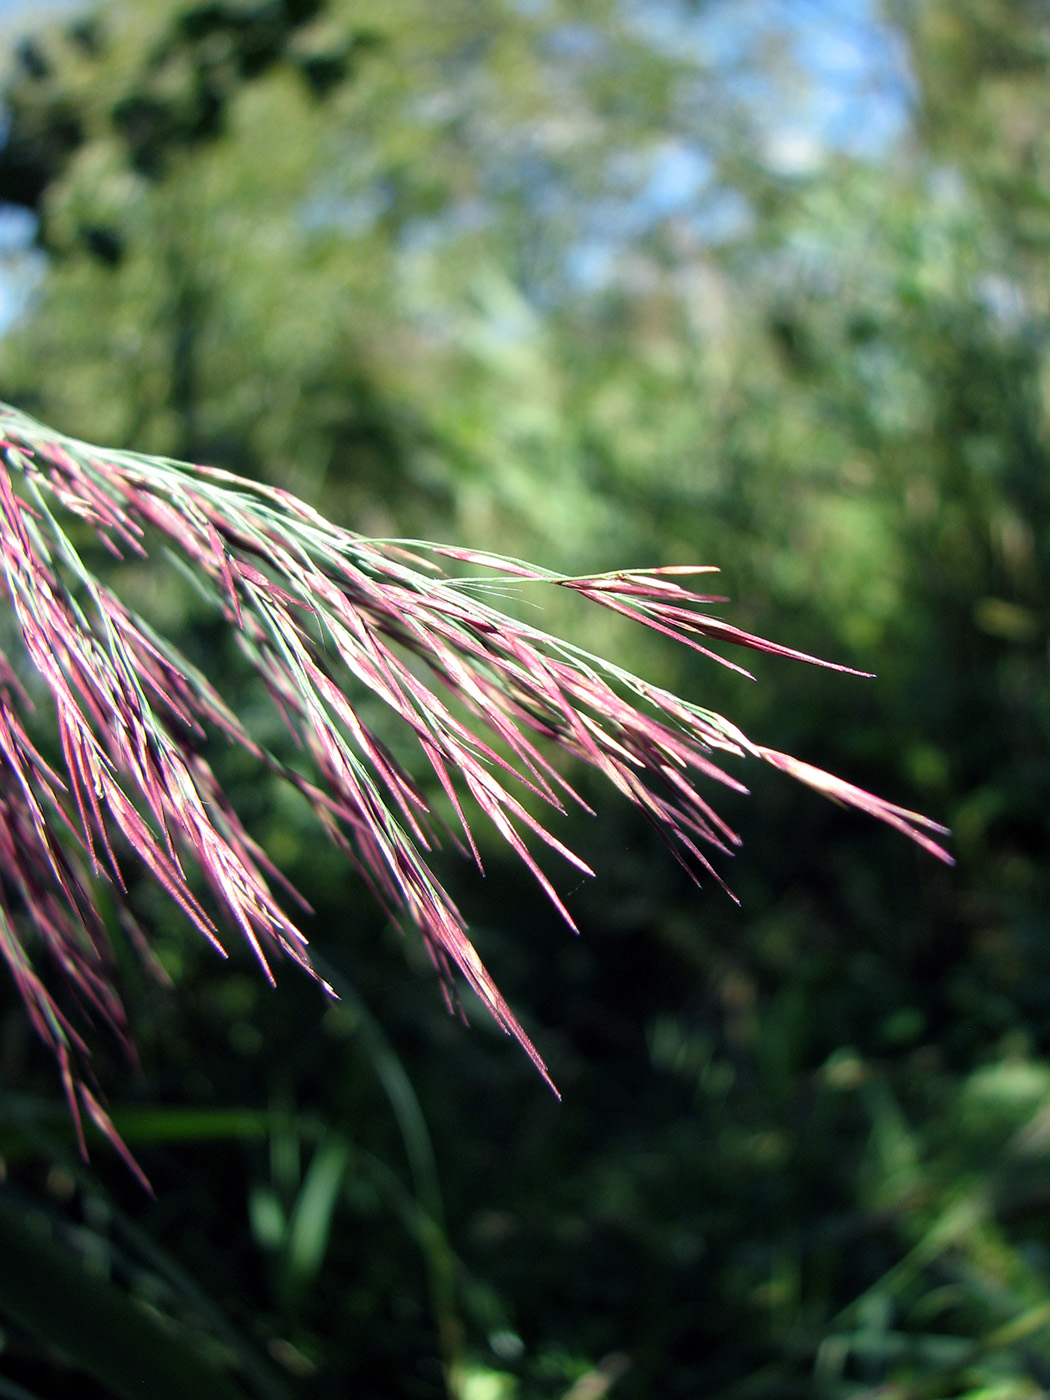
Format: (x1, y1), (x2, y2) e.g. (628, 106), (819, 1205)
(0, 404), (951, 1137)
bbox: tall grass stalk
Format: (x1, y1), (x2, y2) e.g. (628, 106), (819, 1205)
(0, 404), (951, 1163)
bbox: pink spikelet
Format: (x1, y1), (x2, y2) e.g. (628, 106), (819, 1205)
(0, 406), (951, 1154)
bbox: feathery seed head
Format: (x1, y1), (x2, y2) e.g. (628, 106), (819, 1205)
(0, 405), (951, 1156)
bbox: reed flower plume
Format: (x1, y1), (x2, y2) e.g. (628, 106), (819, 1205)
(0, 403), (950, 1159)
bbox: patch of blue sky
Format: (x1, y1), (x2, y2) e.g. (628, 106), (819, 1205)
(567, 124), (760, 284)
(300, 187), (394, 237)
(399, 198), (495, 255)
(0, 202), (34, 252)
(0, 204), (43, 333)
(541, 22), (607, 60)
(644, 143), (712, 216)
(0, 0), (76, 36)
(567, 0), (914, 289)
(766, 6), (913, 167)
(0, 0), (78, 333)
(632, 0), (914, 167)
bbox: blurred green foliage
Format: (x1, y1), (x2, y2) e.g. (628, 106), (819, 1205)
(1, 0), (1049, 1396)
